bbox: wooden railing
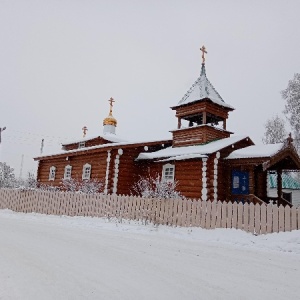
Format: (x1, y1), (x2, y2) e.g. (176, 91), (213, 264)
(267, 196), (293, 207)
(230, 194), (266, 205)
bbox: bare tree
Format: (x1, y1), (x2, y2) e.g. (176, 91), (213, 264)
(282, 73), (300, 152)
(262, 115), (287, 144)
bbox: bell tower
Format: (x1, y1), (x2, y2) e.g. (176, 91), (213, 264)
(170, 46), (235, 147)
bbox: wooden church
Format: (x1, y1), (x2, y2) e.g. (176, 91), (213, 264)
(34, 47), (300, 205)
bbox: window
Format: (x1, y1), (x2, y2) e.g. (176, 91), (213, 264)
(64, 165), (72, 179)
(78, 141), (85, 149)
(162, 163), (175, 182)
(82, 163), (91, 180)
(49, 166), (56, 181)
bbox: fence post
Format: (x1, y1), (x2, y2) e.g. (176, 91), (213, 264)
(254, 203), (261, 235)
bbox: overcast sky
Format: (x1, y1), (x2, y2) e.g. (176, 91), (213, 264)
(1, 0), (300, 177)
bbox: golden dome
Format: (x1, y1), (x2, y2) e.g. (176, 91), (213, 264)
(103, 112), (117, 126)
(103, 97), (117, 127)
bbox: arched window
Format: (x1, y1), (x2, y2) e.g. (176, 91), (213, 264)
(49, 166), (56, 181)
(64, 165), (72, 179)
(82, 163), (91, 180)
(162, 163), (175, 182)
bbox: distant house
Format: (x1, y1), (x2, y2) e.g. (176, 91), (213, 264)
(268, 173), (300, 207)
(34, 48), (300, 206)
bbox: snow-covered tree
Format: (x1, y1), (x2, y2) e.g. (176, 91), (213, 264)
(25, 172), (38, 189)
(262, 115), (287, 144)
(282, 73), (300, 152)
(132, 175), (184, 199)
(0, 162), (16, 188)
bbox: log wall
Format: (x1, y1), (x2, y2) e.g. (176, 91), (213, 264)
(172, 126), (230, 147)
(173, 100), (230, 119)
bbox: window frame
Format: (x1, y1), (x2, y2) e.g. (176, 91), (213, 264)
(49, 166), (56, 181)
(64, 165), (72, 180)
(162, 163), (175, 182)
(78, 141), (86, 149)
(82, 163), (91, 180)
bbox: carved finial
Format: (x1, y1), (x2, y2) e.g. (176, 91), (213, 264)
(108, 97), (115, 115)
(287, 132), (293, 145)
(82, 126), (88, 138)
(200, 45), (207, 64)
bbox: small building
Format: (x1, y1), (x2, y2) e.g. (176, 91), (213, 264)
(34, 48), (300, 205)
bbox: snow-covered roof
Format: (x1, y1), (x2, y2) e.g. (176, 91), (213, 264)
(226, 143), (284, 160)
(34, 138), (172, 160)
(62, 133), (127, 146)
(137, 135), (249, 161)
(175, 64), (234, 110)
(171, 124), (232, 133)
(156, 153), (207, 162)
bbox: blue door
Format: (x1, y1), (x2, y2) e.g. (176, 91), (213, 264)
(231, 170), (249, 195)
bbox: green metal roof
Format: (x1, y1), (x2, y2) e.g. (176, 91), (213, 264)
(268, 173), (300, 189)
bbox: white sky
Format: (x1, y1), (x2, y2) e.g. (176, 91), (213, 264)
(1, 0), (300, 177)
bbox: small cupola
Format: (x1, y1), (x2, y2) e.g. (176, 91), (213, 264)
(103, 97), (117, 134)
(170, 46), (235, 147)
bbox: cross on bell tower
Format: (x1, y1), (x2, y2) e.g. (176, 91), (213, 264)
(200, 45), (207, 64)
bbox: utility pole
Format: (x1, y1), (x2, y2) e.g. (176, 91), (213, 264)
(0, 127), (6, 144)
(19, 154), (24, 179)
(40, 139), (44, 155)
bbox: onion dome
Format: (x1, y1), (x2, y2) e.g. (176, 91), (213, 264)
(103, 112), (117, 127)
(103, 97), (117, 134)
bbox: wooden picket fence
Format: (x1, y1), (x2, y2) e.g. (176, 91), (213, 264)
(0, 189), (299, 234)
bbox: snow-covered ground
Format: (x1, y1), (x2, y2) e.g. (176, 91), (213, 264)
(0, 210), (299, 300)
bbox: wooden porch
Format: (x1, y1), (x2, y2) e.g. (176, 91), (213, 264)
(225, 138), (300, 207)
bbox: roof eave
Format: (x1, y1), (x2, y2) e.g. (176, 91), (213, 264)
(170, 97), (235, 111)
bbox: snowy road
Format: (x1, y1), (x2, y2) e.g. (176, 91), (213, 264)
(0, 210), (299, 300)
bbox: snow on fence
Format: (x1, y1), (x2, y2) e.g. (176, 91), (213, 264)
(0, 189), (299, 234)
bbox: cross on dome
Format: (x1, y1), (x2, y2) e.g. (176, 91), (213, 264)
(103, 97), (117, 131)
(108, 97), (115, 115)
(82, 126), (88, 138)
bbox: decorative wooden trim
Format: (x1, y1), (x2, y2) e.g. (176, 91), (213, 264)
(213, 152), (220, 201)
(82, 163), (91, 180)
(104, 150), (111, 194)
(49, 166), (56, 181)
(63, 165), (72, 179)
(162, 163), (175, 182)
(201, 158), (208, 201)
(112, 149), (123, 194)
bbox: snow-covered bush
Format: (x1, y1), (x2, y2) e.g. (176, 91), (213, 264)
(60, 178), (81, 192)
(61, 178), (104, 194)
(132, 175), (184, 200)
(38, 183), (61, 192)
